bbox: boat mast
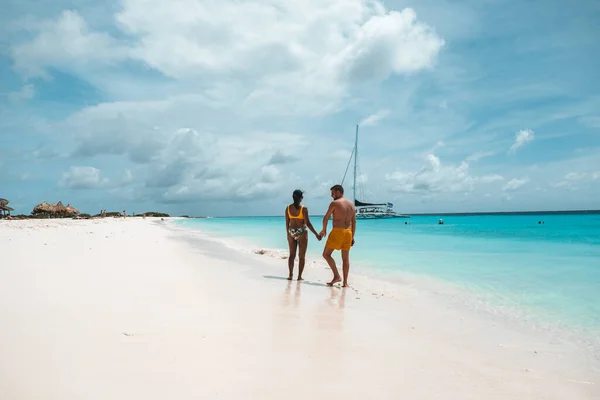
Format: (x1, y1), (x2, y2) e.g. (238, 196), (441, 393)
(353, 124), (358, 204)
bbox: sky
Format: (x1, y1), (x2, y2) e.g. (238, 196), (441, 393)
(1, 0), (599, 217)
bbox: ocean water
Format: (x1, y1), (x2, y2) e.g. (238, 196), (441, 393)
(176, 213), (600, 338)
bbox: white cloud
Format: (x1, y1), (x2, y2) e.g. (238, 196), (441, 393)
(12, 10), (130, 78)
(259, 165), (281, 184)
(360, 109), (390, 127)
(565, 172), (586, 181)
(578, 116), (600, 128)
(509, 129), (535, 154)
(330, 150), (353, 161)
(552, 171), (599, 190)
(466, 150), (495, 162)
(124, 169), (133, 182)
(64, 118), (308, 203)
(19, 172), (33, 182)
(8, 84), (35, 101)
(386, 153), (476, 194)
(480, 174), (504, 183)
(502, 178), (529, 191)
(12, 2), (444, 116)
(268, 150), (299, 165)
(59, 166), (108, 189)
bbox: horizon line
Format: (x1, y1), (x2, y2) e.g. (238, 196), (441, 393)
(184, 209), (600, 218)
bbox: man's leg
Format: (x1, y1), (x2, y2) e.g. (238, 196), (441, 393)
(341, 250), (350, 287)
(322, 247), (341, 286)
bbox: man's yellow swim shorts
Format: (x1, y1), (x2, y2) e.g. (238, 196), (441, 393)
(325, 228), (353, 251)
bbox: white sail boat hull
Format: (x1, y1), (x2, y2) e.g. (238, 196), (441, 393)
(355, 204), (410, 219)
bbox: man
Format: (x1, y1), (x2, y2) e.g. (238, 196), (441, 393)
(319, 184), (356, 287)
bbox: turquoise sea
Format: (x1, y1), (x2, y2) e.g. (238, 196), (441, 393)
(176, 213), (600, 340)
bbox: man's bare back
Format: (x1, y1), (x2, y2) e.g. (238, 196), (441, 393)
(330, 198), (355, 229)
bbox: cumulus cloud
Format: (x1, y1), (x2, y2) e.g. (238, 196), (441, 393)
(12, 10), (130, 78)
(385, 149), (510, 195)
(59, 166), (108, 189)
(12, 1), (444, 116)
(509, 129), (535, 154)
(7, 0), (449, 208)
(466, 150), (495, 162)
(480, 174), (504, 183)
(552, 171), (599, 190)
(360, 109), (390, 127)
(386, 153), (475, 194)
(8, 84), (35, 101)
(502, 178), (529, 191)
(65, 118), (307, 203)
(268, 150), (299, 165)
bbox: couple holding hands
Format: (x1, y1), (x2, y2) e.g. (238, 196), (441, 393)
(285, 185), (356, 287)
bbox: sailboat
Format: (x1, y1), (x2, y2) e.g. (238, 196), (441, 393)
(342, 125), (410, 219)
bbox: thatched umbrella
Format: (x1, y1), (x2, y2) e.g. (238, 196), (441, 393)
(32, 201), (56, 214)
(0, 204), (14, 217)
(55, 201), (66, 214)
(32, 201), (81, 216)
(64, 204), (80, 215)
(0, 198), (8, 207)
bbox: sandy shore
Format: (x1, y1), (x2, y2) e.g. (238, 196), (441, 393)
(0, 218), (597, 399)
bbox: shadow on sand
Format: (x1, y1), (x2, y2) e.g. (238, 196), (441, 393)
(263, 275), (334, 288)
(262, 275), (290, 281)
(301, 281), (332, 288)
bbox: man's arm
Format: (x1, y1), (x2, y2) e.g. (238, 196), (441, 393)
(320, 202), (334, 237)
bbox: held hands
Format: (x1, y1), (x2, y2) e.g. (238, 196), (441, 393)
(319, 230), (327, 240)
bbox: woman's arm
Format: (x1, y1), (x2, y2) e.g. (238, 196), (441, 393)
(303, 207), (320, 239)
(284, 206), (290, 237)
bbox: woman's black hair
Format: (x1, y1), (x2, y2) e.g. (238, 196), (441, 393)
(292, 189), (303, 209)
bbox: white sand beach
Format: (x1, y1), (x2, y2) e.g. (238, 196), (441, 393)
(0, 218), (598, 399)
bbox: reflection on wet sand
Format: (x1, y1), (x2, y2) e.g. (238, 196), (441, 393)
(326, 286), (347, 310)
(280, 280), (302, 308)
(314, 287), (347, 334)
(307, 287), (348, 363)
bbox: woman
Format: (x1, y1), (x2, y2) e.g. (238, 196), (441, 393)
(285, 189), (320, 281)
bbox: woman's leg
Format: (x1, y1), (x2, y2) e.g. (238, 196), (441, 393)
(297, 233), (308, 280)
(287, 234), (298, 280)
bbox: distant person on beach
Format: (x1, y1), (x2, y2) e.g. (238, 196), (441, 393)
(319, 184), (356, 287)
(285, 189), (321, 281)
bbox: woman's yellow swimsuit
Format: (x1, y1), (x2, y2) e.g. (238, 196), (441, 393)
(287, 205), (306, 240)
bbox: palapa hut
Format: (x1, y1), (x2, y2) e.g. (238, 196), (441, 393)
(0, 198), (14, 218)
(32, 201), (80, 217)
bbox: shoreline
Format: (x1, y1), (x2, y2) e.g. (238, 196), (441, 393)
(173, 218), (600, 349)
(1, 218), (598, 399)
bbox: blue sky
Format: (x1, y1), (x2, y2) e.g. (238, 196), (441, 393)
(1, 0), (599, 216)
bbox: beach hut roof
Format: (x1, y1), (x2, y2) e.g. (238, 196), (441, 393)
(33, 201), (56, 214)
(32, 201), (80, 215)
(64, 204), (80, 215)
